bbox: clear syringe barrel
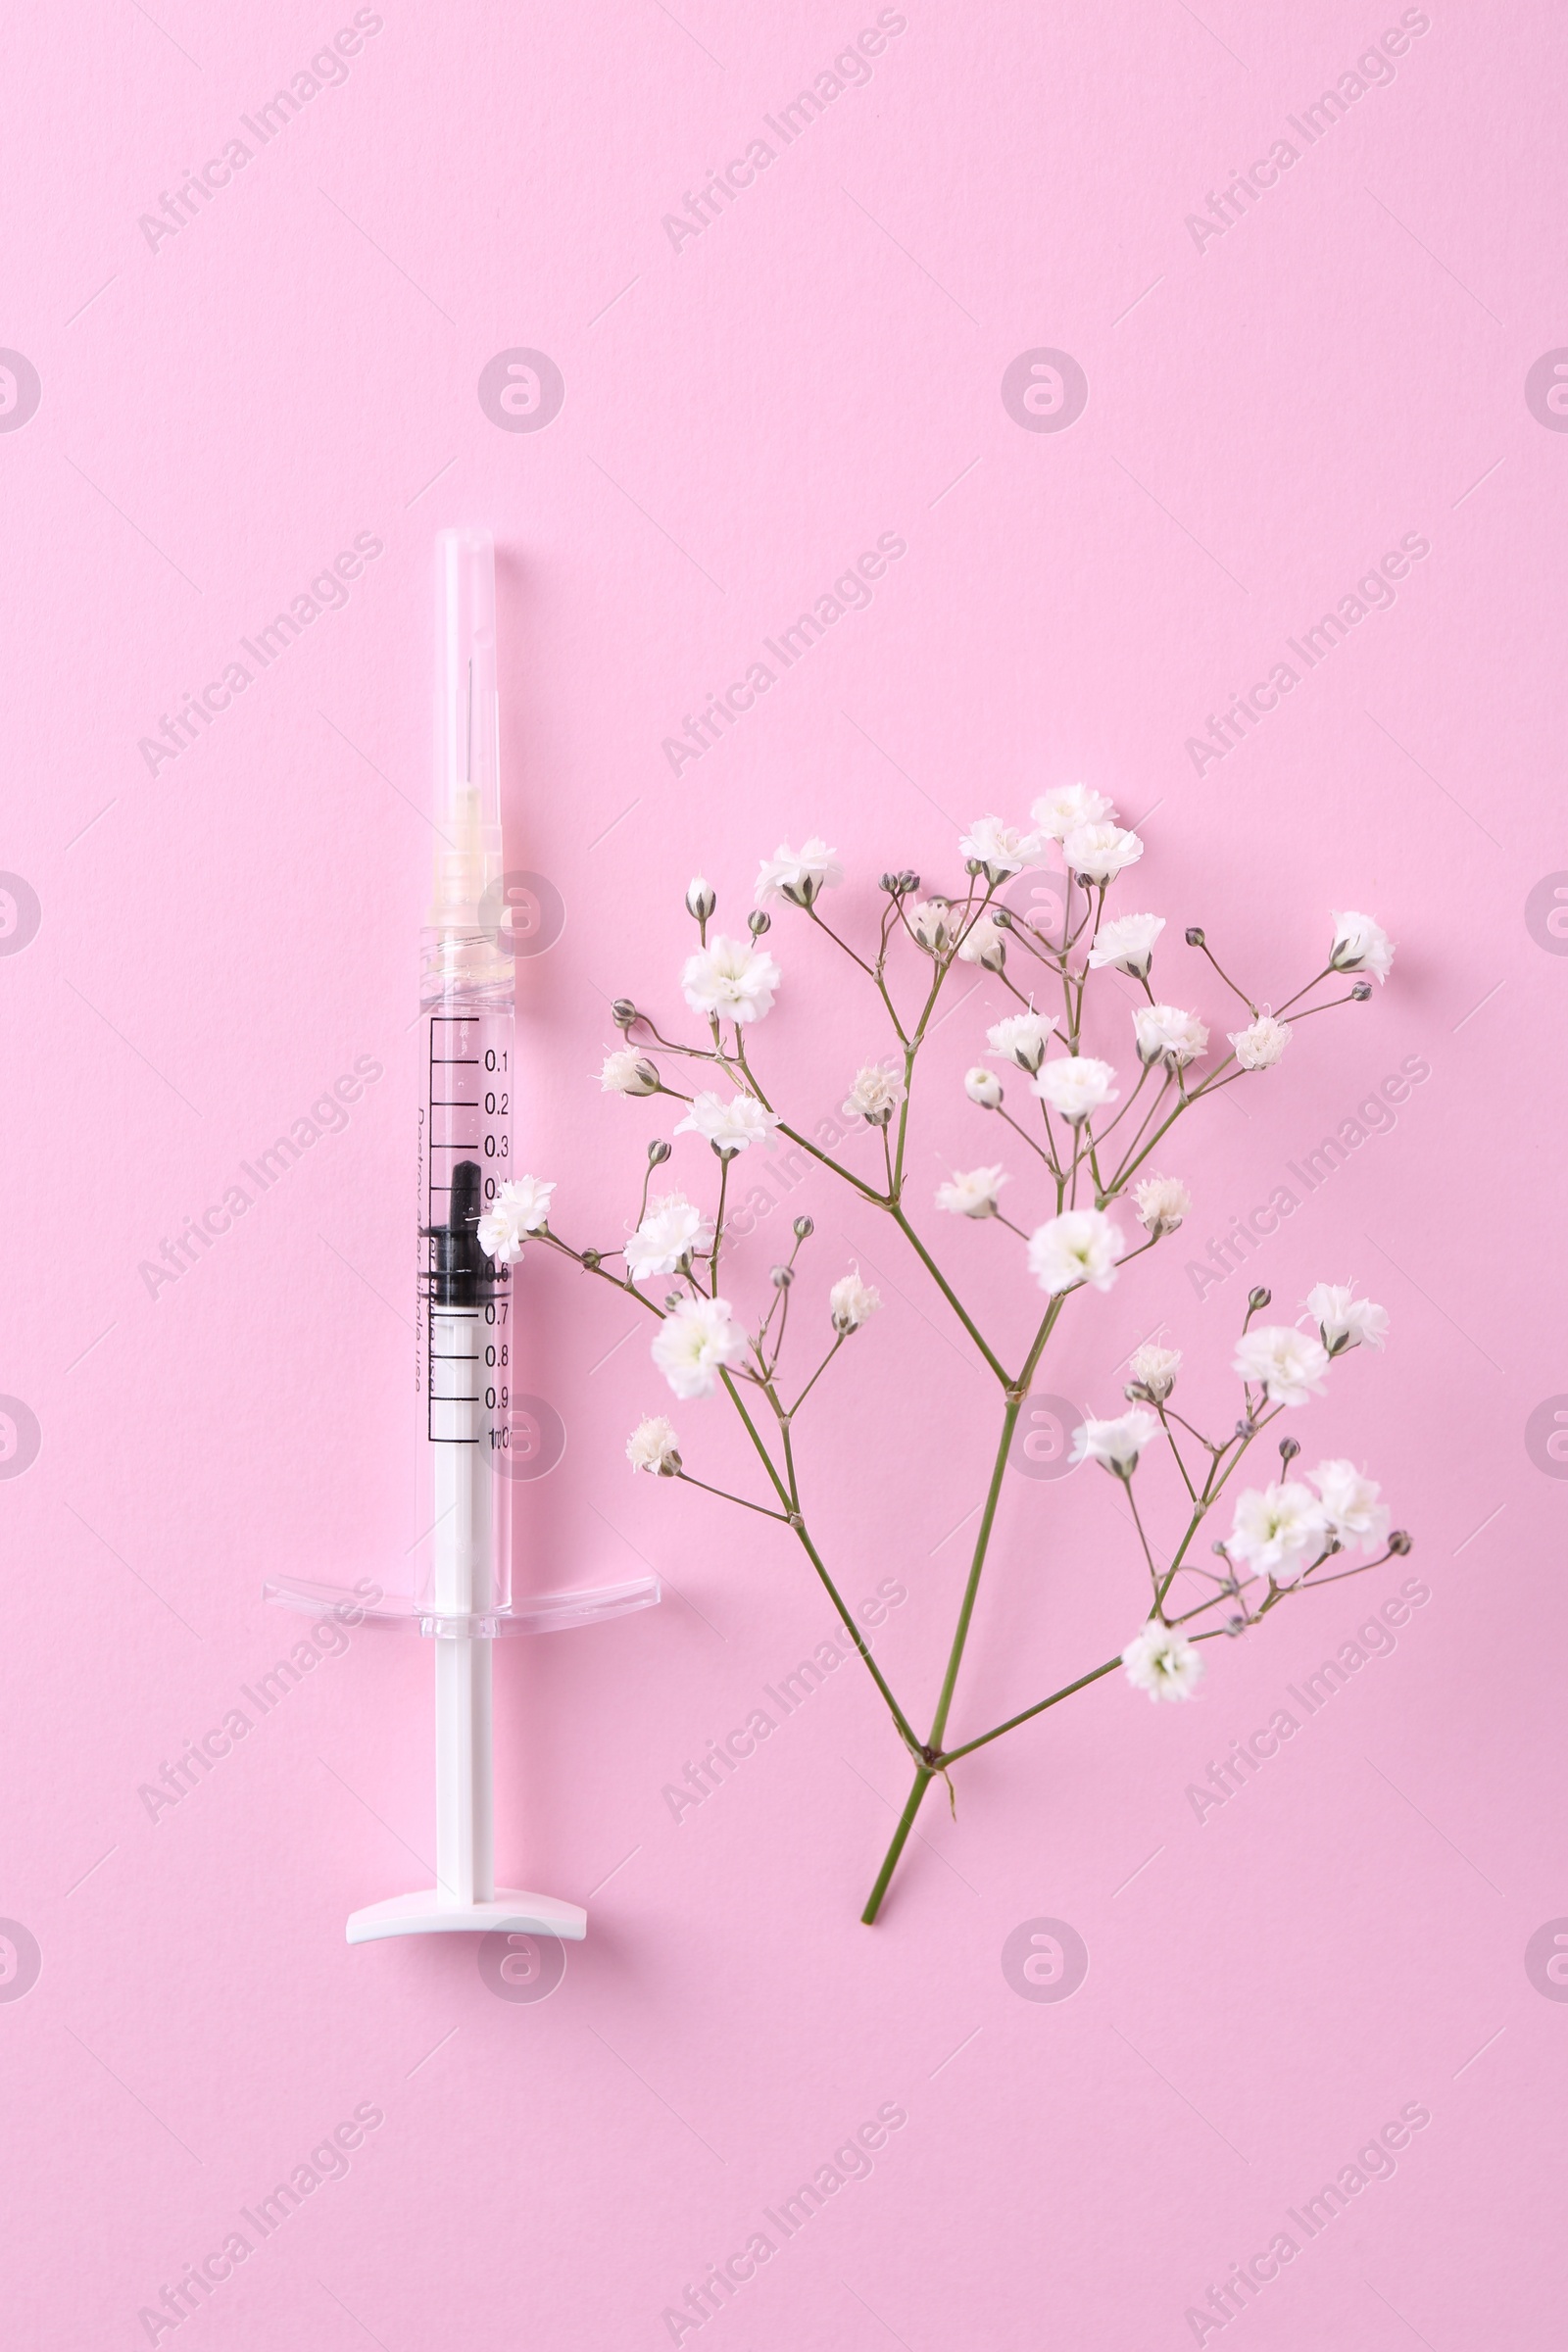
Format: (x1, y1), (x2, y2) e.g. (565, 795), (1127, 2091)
(414, 528), (514, 1620)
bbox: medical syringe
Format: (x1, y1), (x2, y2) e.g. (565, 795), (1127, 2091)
(266, 526), (659, 1946)
(415, 526), (514, 1929)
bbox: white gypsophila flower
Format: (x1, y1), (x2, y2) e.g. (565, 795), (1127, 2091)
(1062, 820), (1144, 883)
(909, 898), (955, 953)
(1127, 1341), (1182, 1400)
(681, 935), (780, 1023)
(755, 837), (844, 907)
(936, 1164), (1008, 1219)
(625, 1193), (713, 1282)
(964, 1065), (1004, 1107)
(1031, 783), (1115, 842)
(1227, 1481), (1329, 1588)
(1133, 1003), (1209, 1069)
(1229, 1013), (1291, 1070)
(685, 876), (716, 920)
(600, 1048), (661, 1096)
(829, 1270), (881, 1331)
(674, 1091), (780, 1156)
(1305, 1282), (1390, 1355)
(843, 1064), (906, 1125)
(1071, 1407), (1159, 1473)
(626, 1415), (681, 1475)
(1232, 1325), (1331, 1406)
(956, 912), (1007, 971)
(1330, 908), (1395, 982)
(1033, 1054), (1119, 1123)
(1027, 1207), (1126, 1296)
(477, 1174), (555, 1264)
(498, 1174), (554, 1231)
(651, 1296), (747, 1400)
(986, 1008), (1055, 1072)
(1122, 1621), (1204, 1702)
(1132, 1174), (1192, 1237)
(1088, 912), (1165, 978)
(1309, 1458), (1391, 1550)
(957, 814), (1044, 882)
(476, 1208), (523, 1266)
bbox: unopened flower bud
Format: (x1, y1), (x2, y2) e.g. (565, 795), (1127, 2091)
(793, 1214), (814, 1240)
(664, 1292), (683, 1309)
(1389, 1529), (1412, 1554)
(648, 1138), (672, 1165)
(879, 871), (898, 894)
(582, 1249), (601, 1271)
(991, 906), (1013, 928)
(685, 876), (716, 920)
(964, 1066), (1003, 1108)
(1350, 978), (1373, 1001)
(1185, 927), (1205, 947)
(748, 908), (771, 936)
(1279, 1435), (1300, 1463)
(612, 998), (638, 1029)
(1212, 1540), (1228, 1555)
(1235, 1417), (1255, 1441)
(1248, 1286), (1271, 1312)
(900, 869), (920, 894)
(771, 1263), (794, 1289)
(963, 857), (984, 877)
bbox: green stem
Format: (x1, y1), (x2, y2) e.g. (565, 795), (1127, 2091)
(1124, 1475), (1162, 1603)
(718, 1368), (792, 1508)
(862, 1294), (1063, 1916)
(939, 1657), (1122, 1763)
(1154, 1403), (1280, 1607)
(709, 1153), (730, 1292)
(792, 1510), (919, 1751)
(1193, 936), (1257, 1014)
(808, 904), (895, 1001)
(1108, 1092), (1195, 1195)
(538, 1232), (662, 1317)
(889, 1207), (1009, 1383)
(675, 1472), (790, 1522)
(860, 1765), (934, 1925)
(1274, 960), (1337, 1016)
(788, 1333), (845, 1417)
(928, 1394), (1022, 1752)
(998, 1103), (1057, 1172)
(774, 1119), (885, 1204)
(720, 1369), (920, 1753)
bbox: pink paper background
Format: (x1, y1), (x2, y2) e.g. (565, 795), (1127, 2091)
(4, 2), (1566, 2343)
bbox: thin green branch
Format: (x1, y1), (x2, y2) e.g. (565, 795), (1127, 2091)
(675, 1471), (791, 1523)
(716, 1368), (920, 1754)
(938, 1657), (1123, 1764)
(888, 1207), (1009, 1384)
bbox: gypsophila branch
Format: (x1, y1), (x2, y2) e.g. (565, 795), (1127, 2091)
(562, 818), (1408, 1923)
